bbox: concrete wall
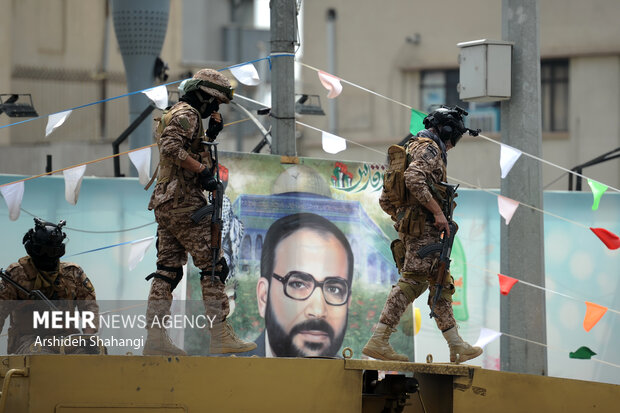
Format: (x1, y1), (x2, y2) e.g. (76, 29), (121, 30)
(1, 0), (619, 191)
(297, 0), (620, 190)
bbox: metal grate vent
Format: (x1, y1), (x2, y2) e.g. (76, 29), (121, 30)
(113, 9), (168, 56)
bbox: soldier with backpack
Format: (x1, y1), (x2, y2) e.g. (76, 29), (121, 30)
(143, 68), (256, 356)
(362, 106), (483, 363)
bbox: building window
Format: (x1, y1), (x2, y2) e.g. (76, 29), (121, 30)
(420, 69), (500, 133)
(541, 59), (569, 132)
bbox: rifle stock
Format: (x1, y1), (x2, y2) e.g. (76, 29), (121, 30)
(0, 268), (59, 310)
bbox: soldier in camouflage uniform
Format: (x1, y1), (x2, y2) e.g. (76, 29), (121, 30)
(143, 68), (255, 356)
(363, 106), (482, 363)
(0, 218), (99, 354)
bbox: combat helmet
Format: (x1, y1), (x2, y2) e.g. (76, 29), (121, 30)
(191, 69), (234, 103)
(23, 218), (67, 260)
(423, 105), (472, 146)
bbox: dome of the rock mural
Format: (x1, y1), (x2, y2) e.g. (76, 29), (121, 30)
(271, 165), (332, 198)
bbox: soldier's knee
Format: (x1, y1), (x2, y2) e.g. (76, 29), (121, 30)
(146, 265), (184, 291)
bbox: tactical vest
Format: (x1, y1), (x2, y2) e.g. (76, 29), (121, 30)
(383, 137), (448, 236)
(146, 103), (206, 206)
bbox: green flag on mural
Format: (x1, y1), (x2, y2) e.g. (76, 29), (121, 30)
(569, 346), (597, 360)
(410, 108), (426, 135)
(587, 179), (608, 211)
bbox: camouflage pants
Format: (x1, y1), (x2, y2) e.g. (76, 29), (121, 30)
(379, 222), (456, 332)
(146, 200), (229, 325)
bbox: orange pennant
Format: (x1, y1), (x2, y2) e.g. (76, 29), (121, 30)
(498, 273), (518, 295)
(583, 302), (608, 332)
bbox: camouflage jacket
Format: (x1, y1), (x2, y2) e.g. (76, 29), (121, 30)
(148, 102), (214, 210)
(379, 131), (447, 222)
(0, 256), (99, 343)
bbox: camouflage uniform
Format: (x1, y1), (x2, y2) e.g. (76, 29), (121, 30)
(378, 130), (456, 332)
(146, 101), (229, 326)
(0, 256), (99, 354)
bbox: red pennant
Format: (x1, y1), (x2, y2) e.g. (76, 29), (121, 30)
(498, 273), (519, 295)
(583, 302), (608, 332)
(590, 227), (620, 250)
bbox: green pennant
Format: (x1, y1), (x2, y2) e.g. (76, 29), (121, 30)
(587, 179), (608, 211)
(409, 108), (426, 135)
(569, 346), (596, 360)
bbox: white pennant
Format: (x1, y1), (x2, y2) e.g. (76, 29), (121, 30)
(128, 236), (155, 271)
(128, 148), (152, 186)
(318, 71), (343, 99)
(63, 165), (87, 205)
(0, 181), (25, 221)
(230, 63), (261, 86)
(142, 85), (169, 110)
(321, 131), (346, 154)
(473, 327), (502, 349)
(500, 144), (522, 179)
(497, 195), (520, 225)
(45, 110), (72, 137)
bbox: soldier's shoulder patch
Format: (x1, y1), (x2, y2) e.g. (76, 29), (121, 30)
(82, 277), (95, 293)
(178, 116), (191, 131)
(422, 143), (439, 162)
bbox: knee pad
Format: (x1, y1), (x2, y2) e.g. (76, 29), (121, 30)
(200, 257), (229, 284)
(397, 279), (428, 302)
(145, 265), (183, 291)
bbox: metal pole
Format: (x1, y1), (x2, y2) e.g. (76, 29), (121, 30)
(500, 0), (547, 375)
(326, 8), (338, 134)
(270, 0), (297, 156)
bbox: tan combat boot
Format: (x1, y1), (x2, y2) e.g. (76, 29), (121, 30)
(209, 320), (257, 354)
(442, 326), (482, 363)
(143, 327), (187, 356)
(362, 323), (409, 362)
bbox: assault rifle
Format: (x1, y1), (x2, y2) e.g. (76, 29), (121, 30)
(0, 268), (59, 310)
(416, 182), (459, 319)
(190, 141), (224, 283)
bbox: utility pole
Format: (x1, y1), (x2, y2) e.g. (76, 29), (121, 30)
(500, 0), (547, 375)
(270, 0), (297, 156)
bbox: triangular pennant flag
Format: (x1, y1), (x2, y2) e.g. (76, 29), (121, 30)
(142, 85), (169, 110)
(322, 131), (346, 154)
(0, 181), (25, 221)
(45, 110), (72, 137)
(587, 179), (608, 211)
(473, 327), (502, 349)
(128, 148), (152, 186)
(230, 63), (261, 86)
(498, 273), (518, 295)
(583, 301), (608, 332)
(569, 346), (597, 360)
(500, 144), (522, 179)
(409, 109), (426, 135)
(128, 236), (155, 271)
(318, 71), (343, 99)
(590, 227), (620, 250)
(498, 195), (520, 225)
(63, 165), (87, 205)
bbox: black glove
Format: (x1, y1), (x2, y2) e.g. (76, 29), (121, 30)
(206, 114), (224, 140)
(198, 167), (218, 191)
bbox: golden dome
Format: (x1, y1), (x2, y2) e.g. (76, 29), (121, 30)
(271, 165), (332, 198)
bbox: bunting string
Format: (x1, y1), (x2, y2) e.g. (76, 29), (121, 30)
(499, 331), (620, 369)
(0, 118), (251, 189)
(466, 261), (620, 316)
(296, 61), (620, 195)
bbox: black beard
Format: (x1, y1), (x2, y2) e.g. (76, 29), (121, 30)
(264, 295), (348, 357)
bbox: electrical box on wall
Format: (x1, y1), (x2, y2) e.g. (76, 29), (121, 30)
(457, 39), (513, 102)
